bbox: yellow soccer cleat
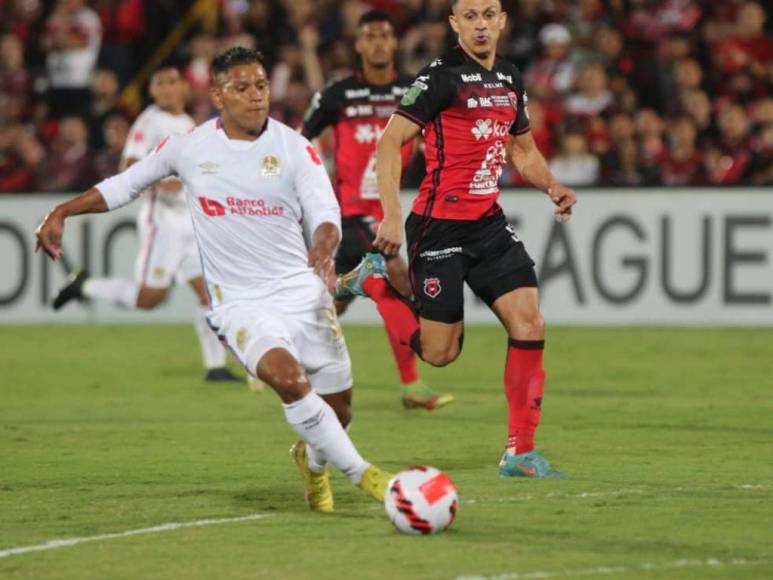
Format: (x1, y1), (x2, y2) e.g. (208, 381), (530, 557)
(357, 464), (394, 502)
(290, 441), (335, 513)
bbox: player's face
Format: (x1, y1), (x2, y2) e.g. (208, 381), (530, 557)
(449, 0), (506, 61)
(212, 63), (270, 135)
(356, 21), (397, 69)
(150, 68), (187, 112)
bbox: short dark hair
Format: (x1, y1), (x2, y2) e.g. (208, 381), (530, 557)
(211, 46), (265, 78)
(358, 9), (395, 29)
(150, 57), (183, 79)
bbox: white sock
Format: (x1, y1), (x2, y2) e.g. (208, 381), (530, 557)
(193, 305), (226, 369)
(305, 420), (349, 473)
(283, 392), (368, 484)
(82, 277), (139, 308)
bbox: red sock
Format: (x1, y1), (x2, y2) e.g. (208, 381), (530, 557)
(504, 339), (545, 455)
(362, 276), (422, 355)
(386, 327), (419, 385)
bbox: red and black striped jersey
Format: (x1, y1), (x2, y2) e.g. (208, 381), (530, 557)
(395, 46), (531, 220)
(302, 73), (414, 220)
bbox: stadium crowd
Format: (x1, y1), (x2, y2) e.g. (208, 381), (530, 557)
(0, 0), (771, 193)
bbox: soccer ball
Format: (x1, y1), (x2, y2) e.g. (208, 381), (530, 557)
(384, 466), (458, 535)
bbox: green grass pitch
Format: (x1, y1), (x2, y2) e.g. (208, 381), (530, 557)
(0, 324), (771, 579)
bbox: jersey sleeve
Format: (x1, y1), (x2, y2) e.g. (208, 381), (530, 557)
(301, 84), (339, 139)
(293, 137), (342, 238)
(509, 69), (531, 136)
(122, 112), (155, 160)
(394, 65), (453, 128)
(96, 136), (180, 210)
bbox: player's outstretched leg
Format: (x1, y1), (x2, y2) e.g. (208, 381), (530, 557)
(337, 253), (463, 369)
(258, 348), (392, 509)
(338, 254), (453, 409)
(492, 288), (564, 479)
(381, 258), (454, 410)
(52, 270), (141, 310)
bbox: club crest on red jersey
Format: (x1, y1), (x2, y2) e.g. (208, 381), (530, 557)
(424, 277), (442, 298)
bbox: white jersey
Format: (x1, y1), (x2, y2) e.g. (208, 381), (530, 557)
(123, 105), (195, 214)
(96, 118), (341, 309)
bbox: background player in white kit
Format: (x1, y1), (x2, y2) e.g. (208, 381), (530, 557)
(35, 47), (393, 512)
(51, 62), (239, 383)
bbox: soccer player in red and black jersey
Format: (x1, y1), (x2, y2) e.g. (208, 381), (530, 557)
(302, 10), (452, 411)
(338, 0), (577, 477)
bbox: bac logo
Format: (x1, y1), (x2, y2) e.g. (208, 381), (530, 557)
(306, 145), (322, 165)
(423, 277), (442, 298)
(198, 197), (225, 216)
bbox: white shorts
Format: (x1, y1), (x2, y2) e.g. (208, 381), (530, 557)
(135, 196), (202, 288)
(206, 298), (352, 395)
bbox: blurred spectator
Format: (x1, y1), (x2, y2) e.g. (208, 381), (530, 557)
(660, 117), (705, 185)
(525, 24), (576, 100)
(36, 116), (95, 192)
(42, 0), (102, 118)
(88, 67), (121, 148)
(93, 112), (129, 181)
(635, 108), (667, 164)
(1, 0), (44, 47)
(705, 104), (755, 184)
(95, 0), (145, 86)
(680, 90), (717, 146)
(564, 62), (613, 117)
(549, 131), (600, 187)
(500, 0), (541, 70)
(714, 2), (772, 78)
(0, 0), (770, 192)
(602, 139), (654, 186)
(0, 33), (31, 100)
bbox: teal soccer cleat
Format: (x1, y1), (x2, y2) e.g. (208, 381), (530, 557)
(335, 252), (387, 299)
(498, 450), (566, 478)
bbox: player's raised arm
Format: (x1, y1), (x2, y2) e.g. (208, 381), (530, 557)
(35, 137), (179, 261)
(373, 114), (422, 256)
(508, 131), (577, 223)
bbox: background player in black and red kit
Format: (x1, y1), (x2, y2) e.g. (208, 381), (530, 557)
(339, 0), (577, 477)
(302, 10), (452, 411)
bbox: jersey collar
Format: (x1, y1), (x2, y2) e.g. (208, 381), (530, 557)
(215, 116), (270, 149)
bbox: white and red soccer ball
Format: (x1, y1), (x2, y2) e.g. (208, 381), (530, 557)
(384, 466), (458, 535)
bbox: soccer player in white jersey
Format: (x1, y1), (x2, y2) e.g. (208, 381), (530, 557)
(51, 62), (239, 383)
(36, 47), (393, 511)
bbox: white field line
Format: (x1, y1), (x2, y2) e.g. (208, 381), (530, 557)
(456, 558), (773, 580)
(462, 482), (772, 505)
(0, 513), (272, 560)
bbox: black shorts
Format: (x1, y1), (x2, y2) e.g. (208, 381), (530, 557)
(335, 215), (395, 274)
(405, 210), (537, 323)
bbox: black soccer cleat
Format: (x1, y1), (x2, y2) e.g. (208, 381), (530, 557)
(52, 270), (89, 310)
(204, 367), (243, 383)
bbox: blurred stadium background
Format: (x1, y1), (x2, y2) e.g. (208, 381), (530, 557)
(1, 0), (771, 323)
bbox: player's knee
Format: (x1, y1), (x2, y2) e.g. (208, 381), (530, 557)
(263, 371), (310, 402)
(422, 343), (460, 367)
(513, 310), (545, 339)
